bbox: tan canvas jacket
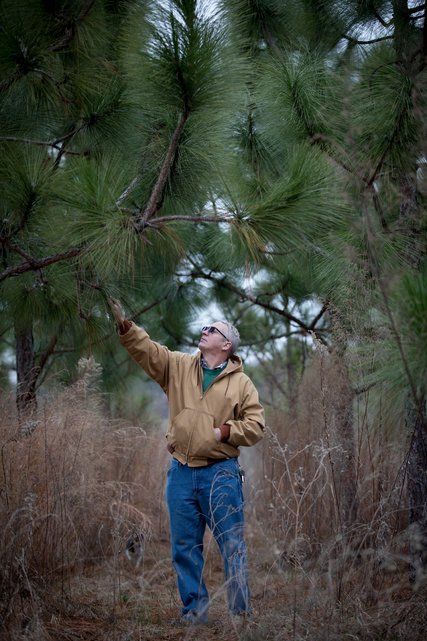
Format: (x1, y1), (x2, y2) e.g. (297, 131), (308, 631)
(120, 323), (265, 467)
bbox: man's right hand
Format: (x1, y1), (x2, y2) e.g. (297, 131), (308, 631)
(107, 297), (126, 325)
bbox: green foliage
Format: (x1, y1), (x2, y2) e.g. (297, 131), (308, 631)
(0, 0), (427, 427)
(393, 266), (427, 397)
(121, 0), (243, 212)
(257, 52), (345, 145)
(354, 45), (420, 174)
(247, 144), (348, 254)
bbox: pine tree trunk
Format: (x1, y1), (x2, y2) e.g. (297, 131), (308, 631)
(14, 322), (38, 431)
(391, 1), (427, 584)
(406, 397), (427, 584)
(330, 352), (358, 528)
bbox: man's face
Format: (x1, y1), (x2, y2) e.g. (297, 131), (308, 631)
(198, 322), (231, 353)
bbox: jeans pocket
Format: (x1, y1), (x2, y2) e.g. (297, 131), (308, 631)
(167, 458), (179, 475)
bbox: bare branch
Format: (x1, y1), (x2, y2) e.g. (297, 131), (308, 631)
(373, 9), (391, 28)
(134, 110), (189, 233)
(308, 301), (329, 330)
(150, 214), (234, 227)
(2, 240), (39, 265)
(34, 335), (59, 391)
(0, 136), (86, 156)
(0, 136), (57, 148)
(0, 247), (83, 282)
(0, 210), (235, 283)
(116, 176), (141, 207)
(342, 33), (393, 45)
(418, 6), (427, 71)
(409, 3), (426, 15)
(190, 267), (328, 343)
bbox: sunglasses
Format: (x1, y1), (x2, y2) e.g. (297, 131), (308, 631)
(201, 325), (230, 341)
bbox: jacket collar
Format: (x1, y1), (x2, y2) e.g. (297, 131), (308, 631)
(196, 351), (243, 373)
(201, 355), (228, 370)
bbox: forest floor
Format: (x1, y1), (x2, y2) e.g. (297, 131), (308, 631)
(41, 537), (278, 641)
(34, 535), (426, 641)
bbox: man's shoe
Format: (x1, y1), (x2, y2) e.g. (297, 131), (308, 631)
(172, 610), (209, 626)
(230, 612), (251, 630)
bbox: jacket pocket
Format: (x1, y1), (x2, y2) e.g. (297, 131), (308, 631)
(168, 407), (216, 457)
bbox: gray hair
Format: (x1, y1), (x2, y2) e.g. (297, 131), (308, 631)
(218, 320), (240, 355)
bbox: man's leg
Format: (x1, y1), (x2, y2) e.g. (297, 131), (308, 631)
(199, 459), (250, 615)
(166, 460), (209, 620)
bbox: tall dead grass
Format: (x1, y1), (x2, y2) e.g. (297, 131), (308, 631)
(1, 350), (426, 641)
(244, 345), (426, 641)
(0, 358), (169, 637)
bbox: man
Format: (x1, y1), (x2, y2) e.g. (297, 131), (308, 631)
(108, 298), (265, 625)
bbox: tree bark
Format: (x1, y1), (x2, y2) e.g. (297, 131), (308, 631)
(406, 397), (427, 584)
(329, 349), (359, 529)
(14, 321), (38, 431)
(391, 0), (427, 584)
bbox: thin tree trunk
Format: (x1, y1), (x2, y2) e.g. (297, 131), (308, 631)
(406, 397), (427, 584)
(285, 318), (296, 406)
(391, 0), (427, 583)
(14, 321), (38, 431)
(330, 350), (359, 528)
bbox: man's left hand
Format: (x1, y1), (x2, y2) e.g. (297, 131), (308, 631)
(107, 297), (125, 325)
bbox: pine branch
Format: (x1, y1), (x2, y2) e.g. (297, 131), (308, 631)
(149, 214), (234, 227)
(134, 110), (189, 233)
(308, 301), (329, 330)
(342, 34), (393, 45)
(48, 0), (97, 52)
(373, 9), (391, 28)
(0, 247), (83, 282)
(2, 240), (39, 265)
(190, 267), (328, 342)
(418, 7), (427, 71)
(310, 133), (368, 183)
(34, 334), (58, 391)
(365, 82), (414, 186)
(116, 176), (141, 207)
(362, 200), (423, 416)
(0, 136), (56, 148)
(409, 3), (426, 15)
(50, 295), (169, 354)
(0, 136), (87, 156)
(0, 211), (235, 283)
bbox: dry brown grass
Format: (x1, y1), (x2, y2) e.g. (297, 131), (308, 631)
(1, 353), (426, 641)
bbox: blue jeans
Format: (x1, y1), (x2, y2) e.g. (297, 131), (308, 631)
(165, 457), (250, 618)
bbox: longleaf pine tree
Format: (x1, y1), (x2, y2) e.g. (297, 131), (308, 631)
(1, 0), (427, 581)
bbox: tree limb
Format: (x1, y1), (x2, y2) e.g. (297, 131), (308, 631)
(373, 9), (391, 28)
(149, 214), (234, 227)
(409, 3), (426, 15)
(190, 267), (328, 342)
(48, 0), (97, 52)
(418, 5), (427, 71)
(0, 247), (83, 282)
(116, 175), (141, 207)
(2, 240), (39, 265)
(310, 133), (368, 183)
(309, 301), (329, 330)
(50, 295), (169, 354)
(134, 110), (189, 233)
(34, 335), (58, 391)
(342, 33), (393, 45)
